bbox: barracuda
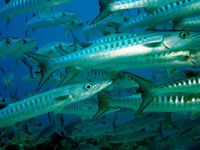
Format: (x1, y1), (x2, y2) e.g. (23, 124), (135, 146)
(94, 50), (200, 70)
(119, 0), (200, 32)
(92, 0), (181, 24)
(26, 11), (77, 31)
(26, 31), (200, 90)
(173, 16), (200, 30)
(93, 91), (200, 120)
(83, 13), (130, 40)
(60, 98), (119, 120)
(0, 37), (24, 59)
(0, 0), (72, 19)
(0, 80), (111, 127)
(12, 38), (37, 59)
(127, 73), (200, 116)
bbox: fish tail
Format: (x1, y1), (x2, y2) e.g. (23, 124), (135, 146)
(25, 52), (54, 90)
(58, 67), (81, 87)
(92, 90), (113, 120)
(90, 0), (113, 24)
(131, 74), (155, 117)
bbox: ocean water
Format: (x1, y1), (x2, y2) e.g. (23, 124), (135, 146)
(0, 0), (200, 150)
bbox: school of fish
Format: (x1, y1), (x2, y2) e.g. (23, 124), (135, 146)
(0, 0), (200, 149)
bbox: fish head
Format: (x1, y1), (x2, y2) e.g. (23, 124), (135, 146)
(163, 31), (200, 50)
(71, 19), (84, 29)
(19, 38), (37, 53)
(0, 37), (23, 52)
(56, 11), (78, 22)
(112, 71), (139, 88)
(69, 80), (112, 101)
(55, 42), (75, 54)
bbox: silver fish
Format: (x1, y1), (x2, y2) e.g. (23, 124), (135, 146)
(26, 31), (200, 90)
(0, 0), (73, 19)
(83, 12), (130, 40)
(12, 38), (37, 59)
(119, 0), (200, 32)
(0, 80), (111, 127)
(173, 16), (200, 30)
(0, 37), (23, 59)
(92, 0), (181, 24)
(26, 11), (78, 31)
(93, 91), (200, 120)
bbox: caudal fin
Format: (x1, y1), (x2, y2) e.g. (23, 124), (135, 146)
(58, 67), (82, 87)
(92, 90), (113, 120)
(25, 52), (54, 90)
(90, 0), (113, 24)
(130, 74), (155, 117)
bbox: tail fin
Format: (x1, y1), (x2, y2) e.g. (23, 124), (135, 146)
(90, 0), (113, 24)
(58, 67), (82, 87)
(21, 56), (34, 78)
(92, 90), (113, 120)
(25, 52), (54, 90)
(130, 74), (155, 117)
(70, 31), (92, 48)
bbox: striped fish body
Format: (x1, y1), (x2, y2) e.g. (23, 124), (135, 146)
(92, 0), (181, 23)
(51, 31), (200, 70)
(94, 50), (198, 71)
(120, 0), (200, 32)
(70, 70), (139, 88)
(60, 99), (99, 117)
(152, 76), (200, 94)
(110, 94), (200, 112)
(0, 0), (72, 19)
(108, 0), (182, 11)
(174, 16), (200, 30)
(0, 86), (72, 127)
(26, 11), (77, 30)
(26, 31), (200, 89)
(0, 81), (111, 127)
(83, 15), (129, 38)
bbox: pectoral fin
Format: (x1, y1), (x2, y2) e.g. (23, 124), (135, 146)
(54, 95), (69, 101)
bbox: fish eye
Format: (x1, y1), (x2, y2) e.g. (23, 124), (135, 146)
(6, 39), (11, 44)
(124, 17), (129, 22)
(62, 13), (66, 17)
(23, 40), (27, 44)
(180, 32), (189, 39)
(85, 84), (92, 90)
(129, 76), (135, 82)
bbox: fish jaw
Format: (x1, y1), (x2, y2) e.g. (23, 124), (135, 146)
(70, 80), (112, 101)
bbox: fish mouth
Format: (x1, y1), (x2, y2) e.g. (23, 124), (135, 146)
(97, 80), (112, 91)
(29, 38), (37, 42)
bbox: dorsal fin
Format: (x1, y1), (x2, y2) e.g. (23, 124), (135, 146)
(90, 0), (114, 24)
